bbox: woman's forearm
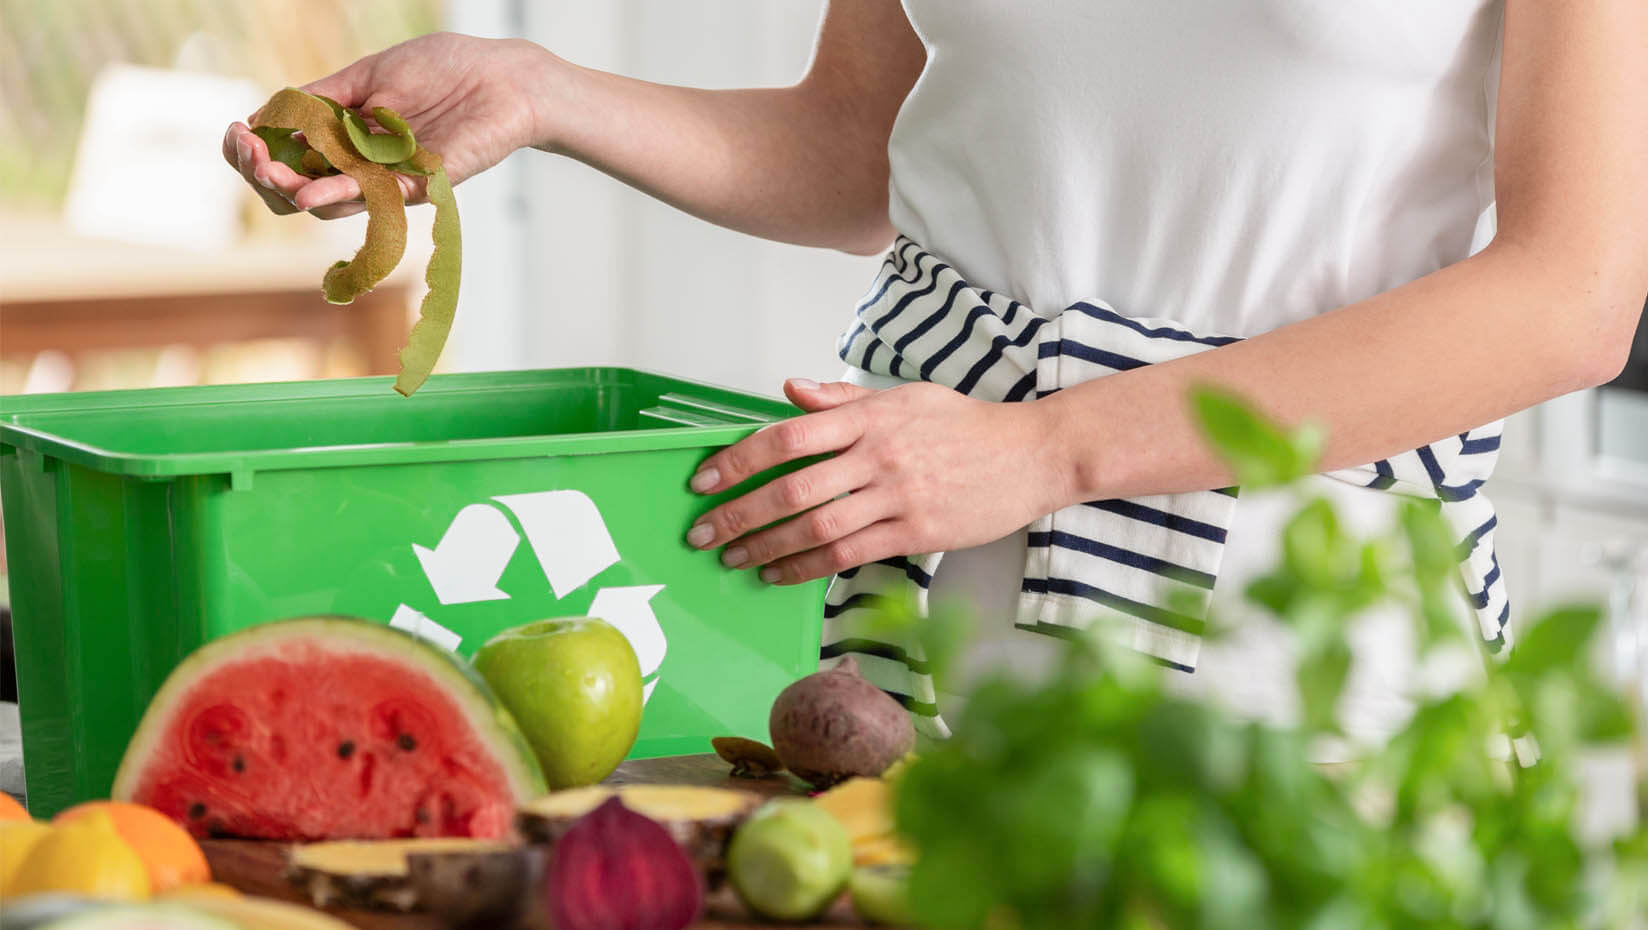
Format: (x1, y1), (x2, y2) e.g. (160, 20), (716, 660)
(524, 1), (923, 255)
(1040, 240), (1646, 505)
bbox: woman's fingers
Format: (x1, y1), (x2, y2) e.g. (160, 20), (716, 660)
(688, 453), (872, 552)
(760, 520), (911, 585)
(714, 489), (887, 571)
(690, 407), (863, 496)
(226, 123), (299, 216)
(291, 173), (364, 211)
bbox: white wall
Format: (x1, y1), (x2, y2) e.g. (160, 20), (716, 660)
(444, 0), (882, 396)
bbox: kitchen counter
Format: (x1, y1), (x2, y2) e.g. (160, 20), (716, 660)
(204, 753), (880, 930)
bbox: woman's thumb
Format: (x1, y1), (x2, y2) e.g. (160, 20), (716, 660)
(784, 378), (875, 411)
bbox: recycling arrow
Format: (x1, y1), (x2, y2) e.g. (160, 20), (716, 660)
(587, 584), (667, 704)
(412, 502), (519, 605)
(494, 490), (620, 599)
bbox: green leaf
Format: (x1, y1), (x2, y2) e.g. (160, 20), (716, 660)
(1244, 572), (1298, 613)
(1297, 640), (1351, 734)
(1282, 498), (1354, 589)
(907, 839), (1001, 928)
(1189, 385), (1324, 488)
(1503, 605), (1603, 681)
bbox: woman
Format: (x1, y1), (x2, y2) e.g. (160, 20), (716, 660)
(225, 1), (1647, 752)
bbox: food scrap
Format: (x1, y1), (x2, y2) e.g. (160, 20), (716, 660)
(250, 88), (461, 397)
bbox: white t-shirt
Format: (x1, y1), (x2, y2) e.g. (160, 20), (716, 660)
(847, 0), (1505, 753)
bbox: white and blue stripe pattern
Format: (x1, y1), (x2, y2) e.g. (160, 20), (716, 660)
(823, 237), (1510, 736)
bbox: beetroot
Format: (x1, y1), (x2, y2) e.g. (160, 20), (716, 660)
(544, 797), (703, 930)
(768, 657), (915, 790)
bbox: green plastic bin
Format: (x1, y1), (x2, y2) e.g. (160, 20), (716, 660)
(0, 368), (827, 817)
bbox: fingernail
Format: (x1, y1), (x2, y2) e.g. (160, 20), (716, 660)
(789, 378), (819, 391)
(686, 523), (714, 548)
(759, 567), (782, 584)
(236, 138), (251, 164)
(722, 547), (748, 568)
(690, 468), (719, 493)
(255, 171), (277, 191)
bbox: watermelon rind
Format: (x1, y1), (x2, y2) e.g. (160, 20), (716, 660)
(110, 616), (547, 814)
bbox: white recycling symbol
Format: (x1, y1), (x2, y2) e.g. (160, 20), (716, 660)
(390, 490), (668, 704)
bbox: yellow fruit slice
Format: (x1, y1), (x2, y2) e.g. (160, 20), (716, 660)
(813, 777), (894, 843)
(287, 837), (512, 877)
(0, 819), (52, 893)
(521, 784), (761, 822)
(7, 810), (151, 900)
(812, 777), (919, 866)
(852, 833), (916, 867)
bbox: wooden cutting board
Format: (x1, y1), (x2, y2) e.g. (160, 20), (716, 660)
(203, 754), (880, 930)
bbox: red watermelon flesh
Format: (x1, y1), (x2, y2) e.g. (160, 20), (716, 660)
(112, 617), (546, 841)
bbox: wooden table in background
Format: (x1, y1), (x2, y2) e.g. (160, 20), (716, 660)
(202, 754), (877, 930)
(0, 210), (415, 379)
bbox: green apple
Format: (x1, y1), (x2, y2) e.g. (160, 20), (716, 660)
(472, 617), (643, 790)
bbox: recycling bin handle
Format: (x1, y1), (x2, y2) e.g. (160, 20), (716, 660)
(638, 392), (786, 429)
(655, 393), (779, 423)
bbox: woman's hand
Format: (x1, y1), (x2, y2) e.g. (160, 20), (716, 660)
(685, 380), (1073, 584)
(222, 33), (555, 219)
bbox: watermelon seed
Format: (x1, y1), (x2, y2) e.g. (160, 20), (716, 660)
(337, 740), (356, 759)
(397, 733), (417, 751)
(415, 806), (430, 824)
(232, 754), (246, 773)
(188, 803), (206, 820)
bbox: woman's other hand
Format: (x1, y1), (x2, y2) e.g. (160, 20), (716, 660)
(222, 33), (554, 219)
(685, 380), (1074, 584)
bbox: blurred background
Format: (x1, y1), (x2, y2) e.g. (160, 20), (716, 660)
(0, 0), (1645, 649)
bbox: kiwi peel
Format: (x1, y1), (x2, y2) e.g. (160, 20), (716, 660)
(250, 87), (460, 397)
(711, 736), (785, 778)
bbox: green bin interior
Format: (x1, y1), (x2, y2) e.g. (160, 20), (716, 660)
(0, 367), (827, 816)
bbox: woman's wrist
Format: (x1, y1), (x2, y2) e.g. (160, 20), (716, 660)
(499, 38), (575, 154)
(1026, 388), (1107, 513)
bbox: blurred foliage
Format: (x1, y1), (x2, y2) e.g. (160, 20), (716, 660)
(0, 0), (438, 208)
(884, 387), (1648, 929)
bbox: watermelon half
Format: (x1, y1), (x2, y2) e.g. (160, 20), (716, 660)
(112, 617), (547, 841)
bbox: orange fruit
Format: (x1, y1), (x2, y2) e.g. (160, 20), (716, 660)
(0, 792), (28, 820)
(55, 801), (210, 892)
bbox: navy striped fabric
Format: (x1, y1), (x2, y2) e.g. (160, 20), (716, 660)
(825, 237), (1510, 737)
